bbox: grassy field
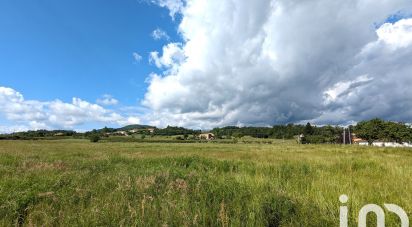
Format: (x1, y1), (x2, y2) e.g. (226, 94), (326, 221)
(0, 140), (412, 226)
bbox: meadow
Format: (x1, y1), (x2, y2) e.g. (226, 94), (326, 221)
(0, 139), (412, 226)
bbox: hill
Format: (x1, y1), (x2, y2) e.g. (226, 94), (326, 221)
(116, 124), (156, 131)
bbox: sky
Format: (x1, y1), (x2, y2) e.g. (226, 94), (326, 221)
(1, 0), (412, 132)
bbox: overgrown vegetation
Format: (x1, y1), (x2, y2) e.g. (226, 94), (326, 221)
(1, 140), (412, 226)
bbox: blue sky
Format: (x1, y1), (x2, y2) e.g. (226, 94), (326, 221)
(0, 0), (177, 106)
(1, 0), (412, 132)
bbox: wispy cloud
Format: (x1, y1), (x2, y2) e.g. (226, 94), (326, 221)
(96, 94), (119, 106)
(132, 52), (143, 62)
(151, 28), (170, 41)
(150, 0), (184, 19)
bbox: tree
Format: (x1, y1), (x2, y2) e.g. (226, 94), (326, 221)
(101, 127), (110, 133)
(384, 121), (411, 143)
(355, 118), (386, 145)
(354, 119), (412, 144)
(232, 132), (244, 138)
(304, 123), (314, 135)
(154, 126), (199, 136)
(90, 134), (100, 143)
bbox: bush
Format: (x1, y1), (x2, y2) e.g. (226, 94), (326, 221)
(89, 134), (100, 143)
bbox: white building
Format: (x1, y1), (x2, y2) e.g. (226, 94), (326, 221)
(355, 141), (412, 148)
(371, 141), (412, 148)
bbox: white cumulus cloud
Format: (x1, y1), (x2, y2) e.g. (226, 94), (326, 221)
(149, 42), (185, 71)
(0, 87), (140, 131)
(145, 0), (412, 128)
(376, 18), (412, 49)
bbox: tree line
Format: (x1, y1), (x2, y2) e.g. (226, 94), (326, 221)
(211, 119), (412, 144)
(1, 118), (411, 144)
(354, 118), (412, 144)
(0, 130), (78, 140)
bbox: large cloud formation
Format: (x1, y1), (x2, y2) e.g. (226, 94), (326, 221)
(144, 0), (412, 128)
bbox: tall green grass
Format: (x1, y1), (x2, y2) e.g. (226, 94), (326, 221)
(0, 140), (411, 226)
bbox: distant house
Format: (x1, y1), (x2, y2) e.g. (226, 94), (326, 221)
(298, 134), (305, 143)
(352, 137), (368, 145)
(351, 133), (412, 147)
(199, 133), (215, 140)
(358, 141), (369, 146)
(372, 141), (411, 148)
(403, 142), (412, 148)
(114, 131), (128, 136)
(351, 134), (368, 145)
(353, 138), (365, 143)
(353, 139), (412, 147)
(54, 133), (65, 136)
(127, 128), (155, 134)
